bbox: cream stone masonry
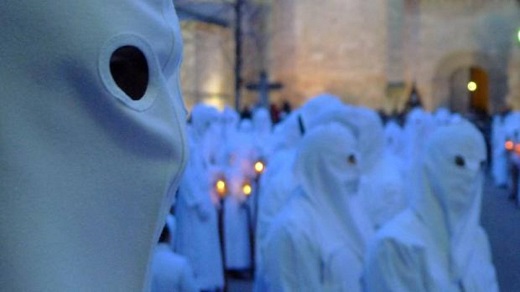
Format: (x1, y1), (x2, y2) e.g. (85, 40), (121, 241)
(179, 0), (520, 113)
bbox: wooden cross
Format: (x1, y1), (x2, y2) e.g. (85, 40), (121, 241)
(246, 71), (283, 108)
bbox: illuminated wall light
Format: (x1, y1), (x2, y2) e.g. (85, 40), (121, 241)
(467, 81), (477, 92)
(505, 140), (514, 151)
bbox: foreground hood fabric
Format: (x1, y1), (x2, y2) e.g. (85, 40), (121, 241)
(1, 1), (187, 291)
(364, 122), (498, 292)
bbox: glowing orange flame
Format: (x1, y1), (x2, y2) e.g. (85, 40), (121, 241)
(216, 179), (227, 198)
(515, 144), (520, 155)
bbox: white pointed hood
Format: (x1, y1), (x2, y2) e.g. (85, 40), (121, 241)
(349, 107), (385, 172)
(384, 120), (405, 158)
(190, 104), (219, 144)
(252, 107), (273, 136)
(0, 1), (187, 290)
(293, 123), (365, 257)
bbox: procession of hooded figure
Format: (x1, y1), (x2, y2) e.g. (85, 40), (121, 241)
(3, 0), (517, 291)
(158, 92), (504, 292)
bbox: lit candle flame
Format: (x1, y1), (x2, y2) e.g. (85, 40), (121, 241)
(254, 161), (265, 174)
(515, 144), (520, 155)
(242, 183), (252, 196)
(216, 179), (227, 197)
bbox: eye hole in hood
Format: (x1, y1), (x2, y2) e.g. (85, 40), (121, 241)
(455, 155), (465, 168)
(348, 154), (357, 165)
(110, 46), (149, 100)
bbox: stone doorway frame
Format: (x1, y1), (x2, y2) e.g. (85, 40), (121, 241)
(432, 51), (506, 114)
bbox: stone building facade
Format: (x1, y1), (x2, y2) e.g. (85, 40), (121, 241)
(179, 0), (520, 113)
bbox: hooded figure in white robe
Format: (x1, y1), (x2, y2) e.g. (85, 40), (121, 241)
(491, 114), (508, 186)
(262, 123), (365, 291)
(256, 94), (343, 244)
(502, 112), (520, 202)
(221, 107), (240, 141)
(255, 94), (343, 290)
(189, 104), (220, 172)
(0, 1), (188, 291)
(434, 107), (452, 127)
(351, 107), (407, 232)
(403, 108), (435, 170)
(252, 107), (274, 159)
(364, 121), (498, 292)
(402, 108), (436, 204)
(175, 105), (224, 290)
(208, 106), (240, 206)
(151, 225), (198, 292)
(222, 118), (257, 271)
(384, 120), (405, 160)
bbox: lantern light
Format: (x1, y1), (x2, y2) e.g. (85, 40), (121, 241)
(505, 140), (514, 151)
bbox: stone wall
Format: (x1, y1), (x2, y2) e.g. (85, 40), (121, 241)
(180, 22), (234, 110)
(269, 0), (520, 113)
(270, 0), (388, 108)
(178, 0), (520, 113)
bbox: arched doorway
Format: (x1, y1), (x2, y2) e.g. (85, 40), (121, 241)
(469, 66), (489, 115)
(449, 66), (489, 115)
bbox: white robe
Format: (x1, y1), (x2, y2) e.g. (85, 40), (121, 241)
(151, 244), (198, 292)
(263, 192), (360, 292)
(364, 122), (498, 292)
